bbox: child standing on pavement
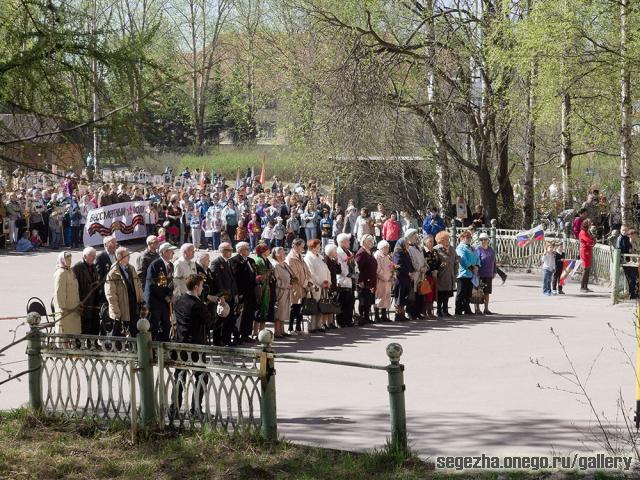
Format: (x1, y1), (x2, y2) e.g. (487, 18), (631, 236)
(552, 242), (566, 295)
(542, 241), (556, 296)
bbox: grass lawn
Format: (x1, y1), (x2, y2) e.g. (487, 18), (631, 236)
(0, 410), (628, 479)
(179, 146), (307, 181)
(132, 146), (334, 184)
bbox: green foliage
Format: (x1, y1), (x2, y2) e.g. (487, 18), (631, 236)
(223, 66), (258, 145)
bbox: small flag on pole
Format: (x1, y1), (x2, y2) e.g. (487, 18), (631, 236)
(259, 156), (265, 184)
(516, 224), (545, 247)
(559, 259), (581, 286)
(235, 168), (241, 190)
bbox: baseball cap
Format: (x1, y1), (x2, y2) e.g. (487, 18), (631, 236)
(158, 242), (177, 254)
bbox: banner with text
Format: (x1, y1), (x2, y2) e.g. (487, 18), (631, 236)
(83, 201), (149, 247)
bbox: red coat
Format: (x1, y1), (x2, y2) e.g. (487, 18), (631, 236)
(579, 230), (596, 268)
(382, 219), (401, 242)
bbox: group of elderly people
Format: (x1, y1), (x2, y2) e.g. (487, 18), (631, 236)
(52, 225), (499, 344)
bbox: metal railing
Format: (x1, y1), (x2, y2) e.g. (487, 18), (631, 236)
(155, 340), (263, 432)
(25, 314), (408, 454)
(611, 250), (640, 304)
(447, 222), (615, 283)
(39, 333), (138, 422)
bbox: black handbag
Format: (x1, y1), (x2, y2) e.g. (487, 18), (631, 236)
(318, 288), (341, 314)
(301, 290), (319, 316)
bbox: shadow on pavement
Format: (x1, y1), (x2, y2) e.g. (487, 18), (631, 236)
(279, 408), (605, 457)
(271, 313), (572, 355)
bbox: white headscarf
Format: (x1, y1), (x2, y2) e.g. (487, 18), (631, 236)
(57, 251), (71, 269)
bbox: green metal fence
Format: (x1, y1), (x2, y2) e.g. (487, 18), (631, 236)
(26, 315), (408, 453)
(447, 222), (615, 284)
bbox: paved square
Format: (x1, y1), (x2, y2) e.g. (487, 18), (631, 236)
(0, 249), (635, 458)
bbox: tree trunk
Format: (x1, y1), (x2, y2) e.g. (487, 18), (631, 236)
(620, 0), (632, 224)
(523, 62), (536, 227)
(478, 162), (498, 222)
(497, 124), (515, 227)
(560, 92), (572, 209)
(425, 0), (451, 214)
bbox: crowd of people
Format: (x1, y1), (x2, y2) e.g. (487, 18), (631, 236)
(5, 165), (634, 350)
(27, 166), (509, 348)
(0, 165), (494, 253)
(52, 224), (501, 349)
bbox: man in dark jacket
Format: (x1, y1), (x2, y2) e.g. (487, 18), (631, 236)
(617, 224), (638, 299)
(210, 242), (238, 345)
(144, 242), (177, 340)
(72, 247), (101, 334)
(95, 235), (117, 303)
(170, 274), (210, 417)
(174, 274), (210, 344)
(229, 241), (257, 344)
(136, 235), (159, 286)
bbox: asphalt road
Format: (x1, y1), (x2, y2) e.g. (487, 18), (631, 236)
(0, 248), (636, 458)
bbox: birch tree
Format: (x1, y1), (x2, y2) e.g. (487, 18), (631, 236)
(166, 0), (232, 147)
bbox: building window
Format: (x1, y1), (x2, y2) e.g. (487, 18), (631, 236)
(258, 121), (277, 140)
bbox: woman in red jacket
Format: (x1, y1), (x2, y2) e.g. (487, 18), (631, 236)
(579, 219), (596, 293)
(382, 213), (401, 252)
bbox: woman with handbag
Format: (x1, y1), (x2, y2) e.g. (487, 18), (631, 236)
(405, 229), (425, 320)
(271, 247), (292, 338)
(434, 231), (457, 317)
(374, 240), (393, 322)
(474, 232), (497, 314)
(455, 230), (480, 315)
(421, 235), (441, 318)
(392, 238), (414, 322)
(286, 238), (312, 334)
(304, 239), (331, 333)
(355, 234), (378, 324)
(253, 243), (275, 338)
(324, 244), (342, 329)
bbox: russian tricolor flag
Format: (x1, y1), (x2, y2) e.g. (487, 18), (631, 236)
(516, 224), (545, 247)
(559, 259), (581, 285)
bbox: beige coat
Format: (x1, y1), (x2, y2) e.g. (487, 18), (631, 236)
(286, 251), (311, 305)
(374, 251), (393, 309)
(53, 267), (82, 334)
(104, 264), (144, 322)
(273, 262), (292, 322)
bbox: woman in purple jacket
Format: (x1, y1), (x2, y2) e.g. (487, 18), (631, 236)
(474, 232), (497, 314)
(355, 234), (378, 325)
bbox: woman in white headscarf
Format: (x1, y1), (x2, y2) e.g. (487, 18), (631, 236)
(53, 251), (82, 334)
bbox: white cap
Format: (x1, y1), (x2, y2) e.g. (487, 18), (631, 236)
(404, 228), (418, 239)
(479, 232), (489, 240)
(158, 242), (177, 254)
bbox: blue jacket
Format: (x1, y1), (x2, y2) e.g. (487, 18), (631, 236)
(456, 243), (480, 279)
(423, 214), (445, 237)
